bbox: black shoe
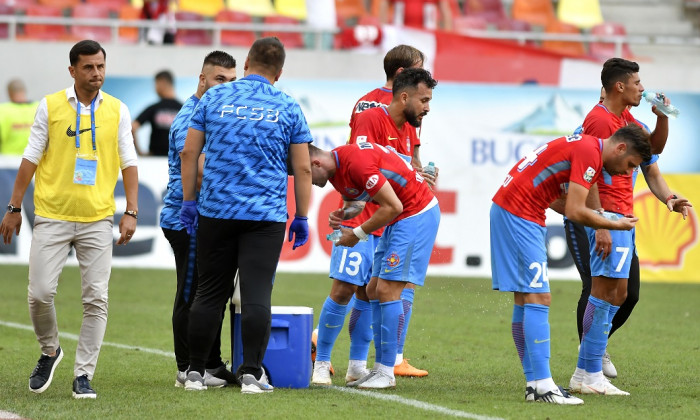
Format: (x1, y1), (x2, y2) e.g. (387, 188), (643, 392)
(72, 374), (97, 399)
(206, 363), (240, 387)
(29, 346), (64, 393)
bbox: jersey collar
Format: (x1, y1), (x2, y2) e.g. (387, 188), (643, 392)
(243, 74), (272, 85)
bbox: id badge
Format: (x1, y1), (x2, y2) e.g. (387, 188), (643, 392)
(74, 154), (98, 186)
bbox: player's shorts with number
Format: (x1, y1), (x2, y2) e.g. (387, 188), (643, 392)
(329, 230), (379, 286)
(371, 202), (440, 286)
(490, 203), (550, 293)
(586, 222), (634, 278)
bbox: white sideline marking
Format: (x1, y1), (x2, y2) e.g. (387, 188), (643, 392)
(0, 410), (23, 419)
(2, 320), (501, 419)
(332, 386), (504, 420)
(0, 320), (175, 358)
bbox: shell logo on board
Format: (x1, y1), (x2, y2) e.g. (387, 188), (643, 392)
(634, 191), (697, 268)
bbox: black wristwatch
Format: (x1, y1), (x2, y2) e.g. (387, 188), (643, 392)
(7, 204), (21, 213)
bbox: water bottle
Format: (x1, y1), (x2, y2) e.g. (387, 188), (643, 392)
(592, 209), (619, 221)
(642, 91), (680, 119)
(422, 161), (436, 177)
(326, 229), (368, 244)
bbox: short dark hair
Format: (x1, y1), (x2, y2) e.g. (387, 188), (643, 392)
(384, 45), (425, 81)
(392, 68), (438, 97)
(601, 58), (639, 93)
(202, 50), (236, 69)
(611, 124), (652, 162)
(69, 40), (106, 66)
(155, 70), (175, 85)
(248, 37), (286, 75)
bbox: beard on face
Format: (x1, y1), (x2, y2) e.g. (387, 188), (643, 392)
(404, 107), (424, 128)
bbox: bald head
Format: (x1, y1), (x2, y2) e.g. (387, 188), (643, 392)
(7, 79), (28, 103)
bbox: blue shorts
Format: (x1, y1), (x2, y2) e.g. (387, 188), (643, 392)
(490, 203), (550, 293)
(586, 223), (634, 279)
(371, 203), (440, 286)
(329, 230), (379, 286)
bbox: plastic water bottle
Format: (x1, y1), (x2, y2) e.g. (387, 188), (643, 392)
(592, 209), (620, 221)
(423, 161), (436, 177)
(642, 91), (680, 119)
(326, 229), (368, 244)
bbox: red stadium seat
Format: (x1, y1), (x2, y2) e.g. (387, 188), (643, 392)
(215, 10), (256, 47)
(175, 11), (212, 46)
(0, 4), (12, 39)
(463, 0), (507, 24)
(8, 0), (36, 12)
(453, 15), (488, 34)
(71, 4), (112, 43)
(262, 15), (304, 49)
(22, 4), (69, 40)
(85, 0), (129, 15)
(37, 0), (80, 10)
(590, 22), (634, 60)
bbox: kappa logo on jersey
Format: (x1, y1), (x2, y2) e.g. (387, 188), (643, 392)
(387, 253), (400, 267)
(584, 166), (596, 183)
(365, 174), (379, 189)
(356, 135), (368, 143)
(345, 187), (359, 196)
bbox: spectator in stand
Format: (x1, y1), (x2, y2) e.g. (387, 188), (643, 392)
(142, 0), (176, 45)
(132, 70), (183, 156)
(0, 79), (39, 155)
(378, 0), (453, 31)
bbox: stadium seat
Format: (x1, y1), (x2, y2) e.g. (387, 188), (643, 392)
(542, 19), (586, 57)
(463, 0), (507, 24)
(175, 11), (212, 45)
(8, 0), (36, 12)
(85, 0), (129, 15)
(37, 0), (80, 10)
(262, 15), (304, 48)
(71, 4), (113, 43)
(118, 4), (140, 43)
(227, 0), (275, 17)
(336, 0), (368, 21)
(557, 0), (603, 30)
(275, 0), (307, 21)
(336, 14), (382, 49)
(179, 0), (225, 18)
(22, 4), (69, 40)
(590, 22), (634, 61)
(496, 18), (535, 46)
(511, 0), (556, 28)
(453, 15), (488, 34)
(215, 9), (256, 47)
(0, 4), (12, 39)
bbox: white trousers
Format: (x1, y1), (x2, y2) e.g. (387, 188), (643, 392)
(28, 215), (113, 380)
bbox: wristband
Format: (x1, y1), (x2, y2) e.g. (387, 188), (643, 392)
(124, 210), (138, 219)
(666, 194), (678, 204)
(353, 226), (368, 241)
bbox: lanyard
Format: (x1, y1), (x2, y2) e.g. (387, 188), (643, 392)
(76, 95), (97, 151)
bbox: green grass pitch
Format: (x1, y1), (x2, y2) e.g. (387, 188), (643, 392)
(0, 264), (698, 419)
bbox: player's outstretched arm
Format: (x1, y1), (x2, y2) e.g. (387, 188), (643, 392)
(641, 162), (692, 220)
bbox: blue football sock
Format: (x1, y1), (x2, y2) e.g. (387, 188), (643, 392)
(582, 296), (611, 375)
(370, 300), (382, 365)
(316, 297), (347, 362)
(608, 304), (620, 330)
(523, 303), (551, 381)
(397, 288), (414, 355)
(348, 298), (372, 361)
(380, 300), (403, 371)
(512, 304), (534, 381)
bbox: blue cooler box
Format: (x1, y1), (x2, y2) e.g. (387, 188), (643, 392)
(230, 305), (313, 388)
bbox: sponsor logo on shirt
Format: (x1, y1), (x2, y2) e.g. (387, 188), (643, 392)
(365, 174), (379, 190)
(355, 100), (384, 113)
(66, 125), (94, 137)
(584, 166), (596, 183)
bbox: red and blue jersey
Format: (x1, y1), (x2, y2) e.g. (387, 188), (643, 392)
(492, 134), (603, 226)
(581, 103), (644, 215)
(330, 142), (434, 225)
(351, 106), (420, 156)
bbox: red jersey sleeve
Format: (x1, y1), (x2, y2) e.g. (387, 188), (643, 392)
(350, 110), (385, 145)
(569, 140), (602, 189)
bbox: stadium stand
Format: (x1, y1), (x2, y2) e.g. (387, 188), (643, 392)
(453, 14), (489, 33)
(86, 0), (128, 15)
(71, 4), (112, 42)
(227, 0), (275, 17)
(215, 9), (256, 47)
(178, 0), (225, 18)
(21, 4), (69, 40)
(589, 21), (634, 61)
(118, 3), (141, 43)
(174, 11), (212, 45)
(38, 0), (80, 11)
(336, 0), (368, 21)
(0, 4), (12, 39)
(557, 0), (604, 30)
(275, 0), (307, 20)
(511, 0), (556, 28)
(463, 0), (508, 25)
(263, 14), (305, 48)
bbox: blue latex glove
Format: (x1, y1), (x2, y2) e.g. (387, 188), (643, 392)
(288, 215), (309, 250)
(179, 200), (198, 236)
